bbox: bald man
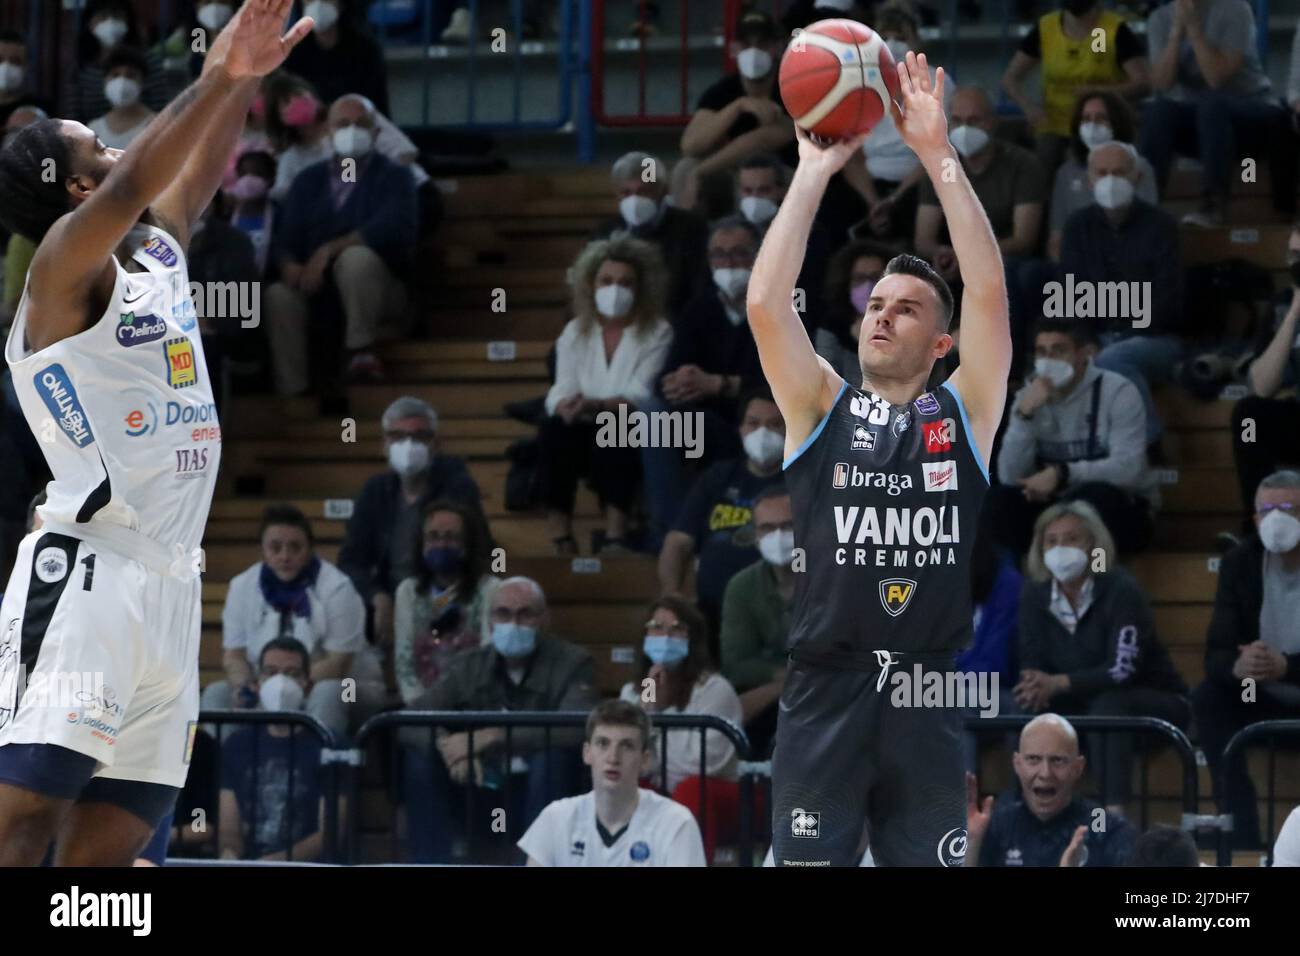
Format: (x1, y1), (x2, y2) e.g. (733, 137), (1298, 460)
(966, 714), (1135, 867)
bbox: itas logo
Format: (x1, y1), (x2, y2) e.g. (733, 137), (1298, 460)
(922, 418), (956, 453)
(913, 392), (941, 416)
(115, 312), (167, 348)
(164, 337), (197, 389)
(879, 577), (917, 617)
(938, 827), (967, 867)
(791, 808), (820, 839)
(174, 447), (210, 479)
(35, 365), (95, 448)
(143, 235), (178, 267)
(831, 463), (913, 496)
(851, 425), (876, 451)
(922, 460), (958, 493)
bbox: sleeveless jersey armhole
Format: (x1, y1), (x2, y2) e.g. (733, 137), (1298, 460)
(940, 379), (991, 483)
(783, 380), (848, 471)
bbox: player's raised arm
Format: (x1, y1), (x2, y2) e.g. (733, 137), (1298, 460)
(746, 126), (865, 456)
(891, 52), (1010, 463)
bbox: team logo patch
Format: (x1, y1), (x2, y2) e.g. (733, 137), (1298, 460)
(34, 547), (69, 584)
(164, 337), (197, 389)
(851, 424), (876, 451)
(629, 841), (651, 862)
(115, 311), (167, 348)
(174, 447), (211, 479)
(570, 840), (585, 858)
(833, 462), (849, 489)
(879, 577), (916, 617)
(922, 460), (958, 492)
(123, 390), (159, 437)
(890, 411), (911, 437)
(791, 809), (820, 838)
(938, 827), (967, 867)
(922, 418), (955, 453)
(913, 392), (941, 416)
(143, 235), (178, 267)
(34, 364), (95, 448)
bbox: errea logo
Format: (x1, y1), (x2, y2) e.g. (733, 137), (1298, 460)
(791, 808), (820, 839)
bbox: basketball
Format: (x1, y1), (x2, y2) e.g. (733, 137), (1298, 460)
(777, 18), (902, 141)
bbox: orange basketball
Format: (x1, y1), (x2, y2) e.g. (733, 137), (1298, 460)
(778, 18), (902, 140)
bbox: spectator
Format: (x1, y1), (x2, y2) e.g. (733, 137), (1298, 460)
(619, 596), (743, 861)
(1014, 500), (1189, 811)
(989, 319), (1157, 554)
(67, 0), (171, 122)
(1275, 805), (1300, 866)
(1141, 0), (1291, 226)
(734, 154), (789, 233)
(1060, 141), (1184, 448)
(675, 10), (794, 215)
(266, 93), (417, 391)
(1000, 0), (1149, 174)
(659, 389), (786, 636)
(0, 30), (51, 128)
(87, 46), (157, 151)
(518, 699), (706, 867)
(264, 73), (331, 202)
(813, 238), (899, 384)
(403, 577), (598, 863)
(540, 236), (672, 555)
(186, 196), (260, 406)
(781, 0), (872, 33)
(1, 106), (46, 330)
(285, 0), (390, 114)
(1046, 92), (1157, 261)
(1125, 824), (1201, 866)
(966, 714), (1137, 866)
(719, 484), (796, 758)
(217, 638), (335, 861)
(591, 151), (708, 319)
(225, 148), (277, 276)
(1192, 470), (1300, 849)
(1230, 224), (1300, 520)
(152, 1), (236, 96)
(337, 396), (483, 651)
(394, 498), (501, 707)
(204, 504), (383, 737)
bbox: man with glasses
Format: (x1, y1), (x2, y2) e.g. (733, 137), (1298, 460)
(1193, 469), (1300, 850)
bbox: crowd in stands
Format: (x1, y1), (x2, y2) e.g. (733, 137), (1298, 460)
(2, 0), (1300, 866)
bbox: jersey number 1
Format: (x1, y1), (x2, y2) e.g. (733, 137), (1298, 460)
(81, 553), (96, 592)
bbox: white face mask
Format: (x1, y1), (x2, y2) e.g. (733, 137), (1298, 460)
(1034, 356), (1075, 388)
(949, 124), (990, 158)
(259, 673), (305, 712)
(0, 62), (24, 92)
(736, 47), (773, 80)
(739, 195), (778, 226)
(1078, 121), (1113, 150)
(885, 39), (909, 62)
(388, 438), (431, 477)
(333, 125), (374, 158)
(1259, 509), (1300, 554)
(305, 0), (340, 33)
(1092, 174), (1135, 210)
(742, 426), (784, 467)
(758, 528), (796, 566)
(197, 3), (234, 31)
(713, 267), (751, 300)
(618, 194), (658, 228)
(1043, 545), (1089, 583)
(104, 76), (141, 108)
(92, 18), (129, 49)
(594, 284), (634, 319)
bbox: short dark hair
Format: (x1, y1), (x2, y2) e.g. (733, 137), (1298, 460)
(236, 149), (276, 181)
(875, 3), (919, 39)
(737, 10), (779, 45)
(259, 503), (315, 547)
(883, 254), (954, 331)
(753, 482), (790, 510)
(259, 636), (311, 676)
(1125, 826), (1200, 867)
(0, 119), (76, 242)
(822, 237), (905, 347)
(104, 45), (148, 76)
(737, 383), (776, 420)
(708, 213), (760, 247)
(737, 153), (789, 187)
(412, 498), (492, 595)
(585, 699), (651, 751)
(1032, 316), (1097, 347)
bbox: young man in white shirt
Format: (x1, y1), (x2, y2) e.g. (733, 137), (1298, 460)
(518, 700), (706, 867)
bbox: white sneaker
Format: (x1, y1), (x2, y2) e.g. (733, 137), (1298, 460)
(440, 7), (471, 43)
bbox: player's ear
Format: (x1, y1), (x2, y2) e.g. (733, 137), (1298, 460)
(933, 331), (954, 358)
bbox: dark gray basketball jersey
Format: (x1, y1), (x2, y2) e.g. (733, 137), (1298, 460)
(783, 378), (989, 666)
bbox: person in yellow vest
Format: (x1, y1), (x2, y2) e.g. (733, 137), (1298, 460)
(1001, 0), (1149, 175)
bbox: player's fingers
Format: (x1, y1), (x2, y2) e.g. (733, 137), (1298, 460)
(895, 57), (914, 98)
(914, 53), (930, 93)
(281, 16), (314, 51)
(933, 66), (945, 103)
(888, 95), (903, 129)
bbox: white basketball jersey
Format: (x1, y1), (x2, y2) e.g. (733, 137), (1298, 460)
(4, 223), (220, 557)
(517, 790), (707, 867)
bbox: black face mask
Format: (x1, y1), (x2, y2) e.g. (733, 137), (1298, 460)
(1289, 259), (1300, 287)
(1063, 0), (1096, 15)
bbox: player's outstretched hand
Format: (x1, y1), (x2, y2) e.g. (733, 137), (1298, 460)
(889, 51), (948, 160)
(220, 0), (314, 80)
(1059, 825), (1088, 867)
(794, 124), (868, 176)
(965, 771), (994, 840)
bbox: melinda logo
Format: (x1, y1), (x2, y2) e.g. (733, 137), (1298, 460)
(115, 312), (167, 347)
(35, 365), (95, 447)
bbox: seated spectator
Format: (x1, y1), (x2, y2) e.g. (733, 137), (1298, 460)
(813, 238), (898, 383)
(540, 236), (672, 555)
(284, 0), (390, 114)
(264, 72), (331, 202)
(225, 148), (277, 276)
(619, 596), (743, 861)
(338, 396), (484, 651)
(966, 713), (1137, 866)
(266, 93), (416, 391)
(394, 498), (501, 707)
(403, 577), (597, 863)
(1000, 0), (1149, 174)
(989, 319), (1157, 554)
(136, 725), (219, 864)
(734, 154), (789, 232)
(67, 0), (171, 122)
(1141, 0), (1293, 226)
(1192, 470), (1300, 849)
(87, 47), (156, 150)
(152, 1), (236, 97)
(218, 638), (334, 861)
(1046, 91), (1157, 260)
(0, 30), (52, 128)
(719, 484), (796, 757)
(675, 10), (794, 216)
(1230, 225), (1300, 522)
(591, 151), (708, 319)
(186, 199), (259, 406)
(1275, 804), (1300, 866)
(660, 389), (786, 636)
(1014, 500), (1189, 811)
(1125, 825), (1201, 866)
(518, 699), (706, 867)
(1060, 141), (1184, 448)
(204, 504), (384, 737)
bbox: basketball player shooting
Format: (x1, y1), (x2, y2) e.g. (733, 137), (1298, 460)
(0, 0), (311, 865)
(748, 52), (1011, 866)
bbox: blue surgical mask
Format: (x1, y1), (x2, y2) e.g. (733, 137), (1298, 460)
(423, 546), (463, 577)
(491, 622), (537, 658)
(643, 634), (690, 667)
